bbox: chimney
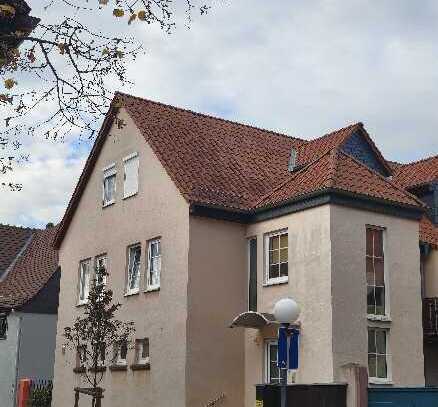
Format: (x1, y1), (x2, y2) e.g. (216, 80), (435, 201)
(288, 148), (297, 172)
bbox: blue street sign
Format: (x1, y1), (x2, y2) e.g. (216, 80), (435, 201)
(277, 327), (288, 369)
(277, 327), (300, 370)
(289, 329), (300, 370)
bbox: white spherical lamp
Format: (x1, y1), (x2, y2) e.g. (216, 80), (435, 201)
(273, 298), (301, 324)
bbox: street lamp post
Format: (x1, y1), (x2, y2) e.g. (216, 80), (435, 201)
(273, 298), (301, 407)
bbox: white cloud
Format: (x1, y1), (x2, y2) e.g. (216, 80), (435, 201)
(2, 0), (438, 227)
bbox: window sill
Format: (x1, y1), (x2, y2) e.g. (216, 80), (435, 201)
(369, 378), (393, 385)
(263, 278), (288, 287)
(76, 301), (88, 307)
(73, 367), (86, 374)
(122, 192), (138, 201)
(130, 363), (150, 371)
(89, 366), (107, 373)
(124, 290), (140, 297)
(109, 364), (128, 372)
(145, 286), (160, 293)
(367, 314), (392, 322)
(102, 201), (115, 208)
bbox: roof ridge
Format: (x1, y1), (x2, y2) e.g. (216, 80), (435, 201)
(0, 223), (39, 231)
(303, 122), (363, 146)
(397, 153), (438, 167)
(337, 150), (425, 208)
(116, 91), (307, 144)
(253, 149), (334, 208)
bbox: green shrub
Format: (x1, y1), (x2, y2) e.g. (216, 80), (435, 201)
(28, 384), (52, 407)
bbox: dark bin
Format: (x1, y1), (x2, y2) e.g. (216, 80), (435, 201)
(255, 383), (347, 407)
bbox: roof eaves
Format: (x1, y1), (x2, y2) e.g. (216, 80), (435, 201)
(337, 150), (426, 209)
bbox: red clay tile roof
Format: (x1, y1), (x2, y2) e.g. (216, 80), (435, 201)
(0, 224), (34, 279)
(54, 93), (430, 247)
(0, 225), (59, 309)
(392, 155), (438, 189)
(121, 93), (307, 210)
(420, 216), (438, 248)
(256, 150), (422, 209)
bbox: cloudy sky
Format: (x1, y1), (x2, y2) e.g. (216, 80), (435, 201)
(1, 0), (438, 228)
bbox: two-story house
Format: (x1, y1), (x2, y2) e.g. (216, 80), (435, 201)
(0, 223), (60, 407)
(52, 93), (437, 407)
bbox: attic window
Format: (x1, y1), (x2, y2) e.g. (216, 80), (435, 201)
(102, 164), (116, 207)
(0, 314), (7, 340)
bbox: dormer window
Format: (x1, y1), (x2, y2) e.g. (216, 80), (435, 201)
(103, 164), (116, 207)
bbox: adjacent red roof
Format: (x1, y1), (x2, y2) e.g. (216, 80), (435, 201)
(392, 155), (438, 189)
(0, 224), (34, 279)
(420, 216), (438, 249)
(54, 93), (436, 248)
(0, 225), (59, 309)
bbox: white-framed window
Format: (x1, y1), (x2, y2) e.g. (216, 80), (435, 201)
(102, 164), (116, 207)
(78, 259), (92, 304)
(114, 340), (128, 366)
(126, 244), (141, 294)
(368, 327), (390, 382)
(265, 230), (288, 284)
(265, 340), (281, 384)
(366, 227), (386, 316)
(95, 254), (108, 286)
(146, 239), (161, 291)
(123, 153), (139, 199)
(135, 338), (150, 365)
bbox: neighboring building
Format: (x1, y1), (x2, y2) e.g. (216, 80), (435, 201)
(52, 92), (437, 407)
(0, 224), (59, 407)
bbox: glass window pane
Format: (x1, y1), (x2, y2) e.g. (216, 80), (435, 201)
(377, 355), (387, 378)
(374, 230), (384, 258)
(376, 330), (386, 354)
(375, 258), (384, 286)
(280, 248), (288, 263)
(120, 341), (128, 359)
(368, 329), (376, 353)
(366, 229), (374, 256)
(367, 286), (375, 314)
(269, 264), (279, 279)
(366, 257), (374, 285)
(280, 263), (288, 277)
(280, 234), (288, 248)
(375, 287), (385, 315)
(269, 236), (279, 250)
(269, 250), (279, 265)
(368, 354), (377, 378)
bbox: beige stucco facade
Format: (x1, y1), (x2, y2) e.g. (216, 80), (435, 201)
(53, 108), (426, 407)
(53, 108), (191, 407)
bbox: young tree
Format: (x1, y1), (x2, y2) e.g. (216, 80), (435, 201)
(0, 0), (216, 190)
(64, 265), (135, 406)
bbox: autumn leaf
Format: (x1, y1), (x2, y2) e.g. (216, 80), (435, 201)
(4, 79), (17, 90)
(128, 13), (137, 25)
(137, 10), (147, 21)
(58, 43), (66, 55)
(113, 8), (124, 17)
(0, 4), (16, 17)
(0, 94), (13, 104)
